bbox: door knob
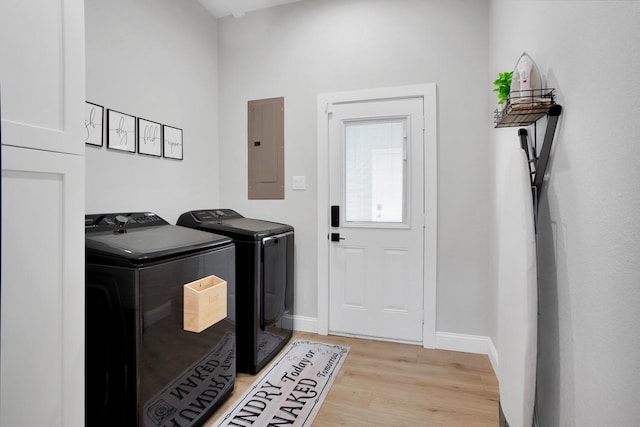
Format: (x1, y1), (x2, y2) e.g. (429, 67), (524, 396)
(330, 233), (345, 242)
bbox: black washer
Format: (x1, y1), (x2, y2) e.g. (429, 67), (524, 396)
(85, 212), (236, 427)
(177, 209), (294, 374)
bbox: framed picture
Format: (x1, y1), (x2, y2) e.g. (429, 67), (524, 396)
(138, 118), (162, 157)
(107, 109), (136, 153)
(163, 125), (183, 160)
(84, 102), (104, 146)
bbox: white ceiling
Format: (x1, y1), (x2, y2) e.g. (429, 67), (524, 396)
(196, 0), (303, 18)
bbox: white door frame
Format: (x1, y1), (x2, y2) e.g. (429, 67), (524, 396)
(316, 83), (438, 348)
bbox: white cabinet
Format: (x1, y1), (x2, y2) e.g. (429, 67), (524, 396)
(0, 0), (85, 426)
(1, 147), (85, 426)
(0, 0), (85, 155)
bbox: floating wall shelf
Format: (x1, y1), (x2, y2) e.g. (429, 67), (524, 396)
(494, 88), (556, 128)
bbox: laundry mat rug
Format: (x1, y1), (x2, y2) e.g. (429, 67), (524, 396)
(212, 340), (349, 427)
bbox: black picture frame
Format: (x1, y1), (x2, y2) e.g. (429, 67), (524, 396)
(163, 125), (183, 160)
(107, 109), (136, 153)
(84, 102), (104, 147)
(138, 118), (162, 157)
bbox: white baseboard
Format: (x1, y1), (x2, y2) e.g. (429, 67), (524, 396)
(487, 336), (499, 376)
(435, 332), (499, 375)
(289, 314), (318, 334)
(435, 331), (493, 356)
(289, 318), (499, 375)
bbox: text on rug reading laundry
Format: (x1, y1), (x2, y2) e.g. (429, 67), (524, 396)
(226, 349), (320, 426)
(226, 378), (319, 426)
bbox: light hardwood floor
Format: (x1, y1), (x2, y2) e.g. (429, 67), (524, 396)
(205, 331), (499, 426)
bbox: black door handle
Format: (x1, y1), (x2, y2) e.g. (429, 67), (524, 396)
(330, 233), (345, 242)
(331, 205), (340, 227)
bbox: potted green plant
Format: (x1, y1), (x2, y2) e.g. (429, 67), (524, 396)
(493, 71), (513, 106)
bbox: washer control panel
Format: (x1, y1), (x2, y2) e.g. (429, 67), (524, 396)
(85, 212), (168, 233)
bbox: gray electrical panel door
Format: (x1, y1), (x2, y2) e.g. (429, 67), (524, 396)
(248, 97), (284, 199)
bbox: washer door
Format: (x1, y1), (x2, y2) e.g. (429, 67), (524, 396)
(85, 269), (132, 427)
(261, 233), (288, 328)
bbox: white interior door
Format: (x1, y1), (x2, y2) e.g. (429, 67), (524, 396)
(328, 97), (424, 343)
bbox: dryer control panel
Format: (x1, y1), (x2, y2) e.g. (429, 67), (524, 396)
(191, 209), (243, 223)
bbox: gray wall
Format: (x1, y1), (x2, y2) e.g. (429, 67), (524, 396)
(85, 0), (493, 337)
(85, 0), (220, 222)
(490, 1), (640, 425)
(217, 0), (493, 334)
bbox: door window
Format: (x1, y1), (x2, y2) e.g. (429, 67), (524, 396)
(344, 119), (406, 225)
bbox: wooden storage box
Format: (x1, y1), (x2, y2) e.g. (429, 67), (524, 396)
(183, 275), (227, 333)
